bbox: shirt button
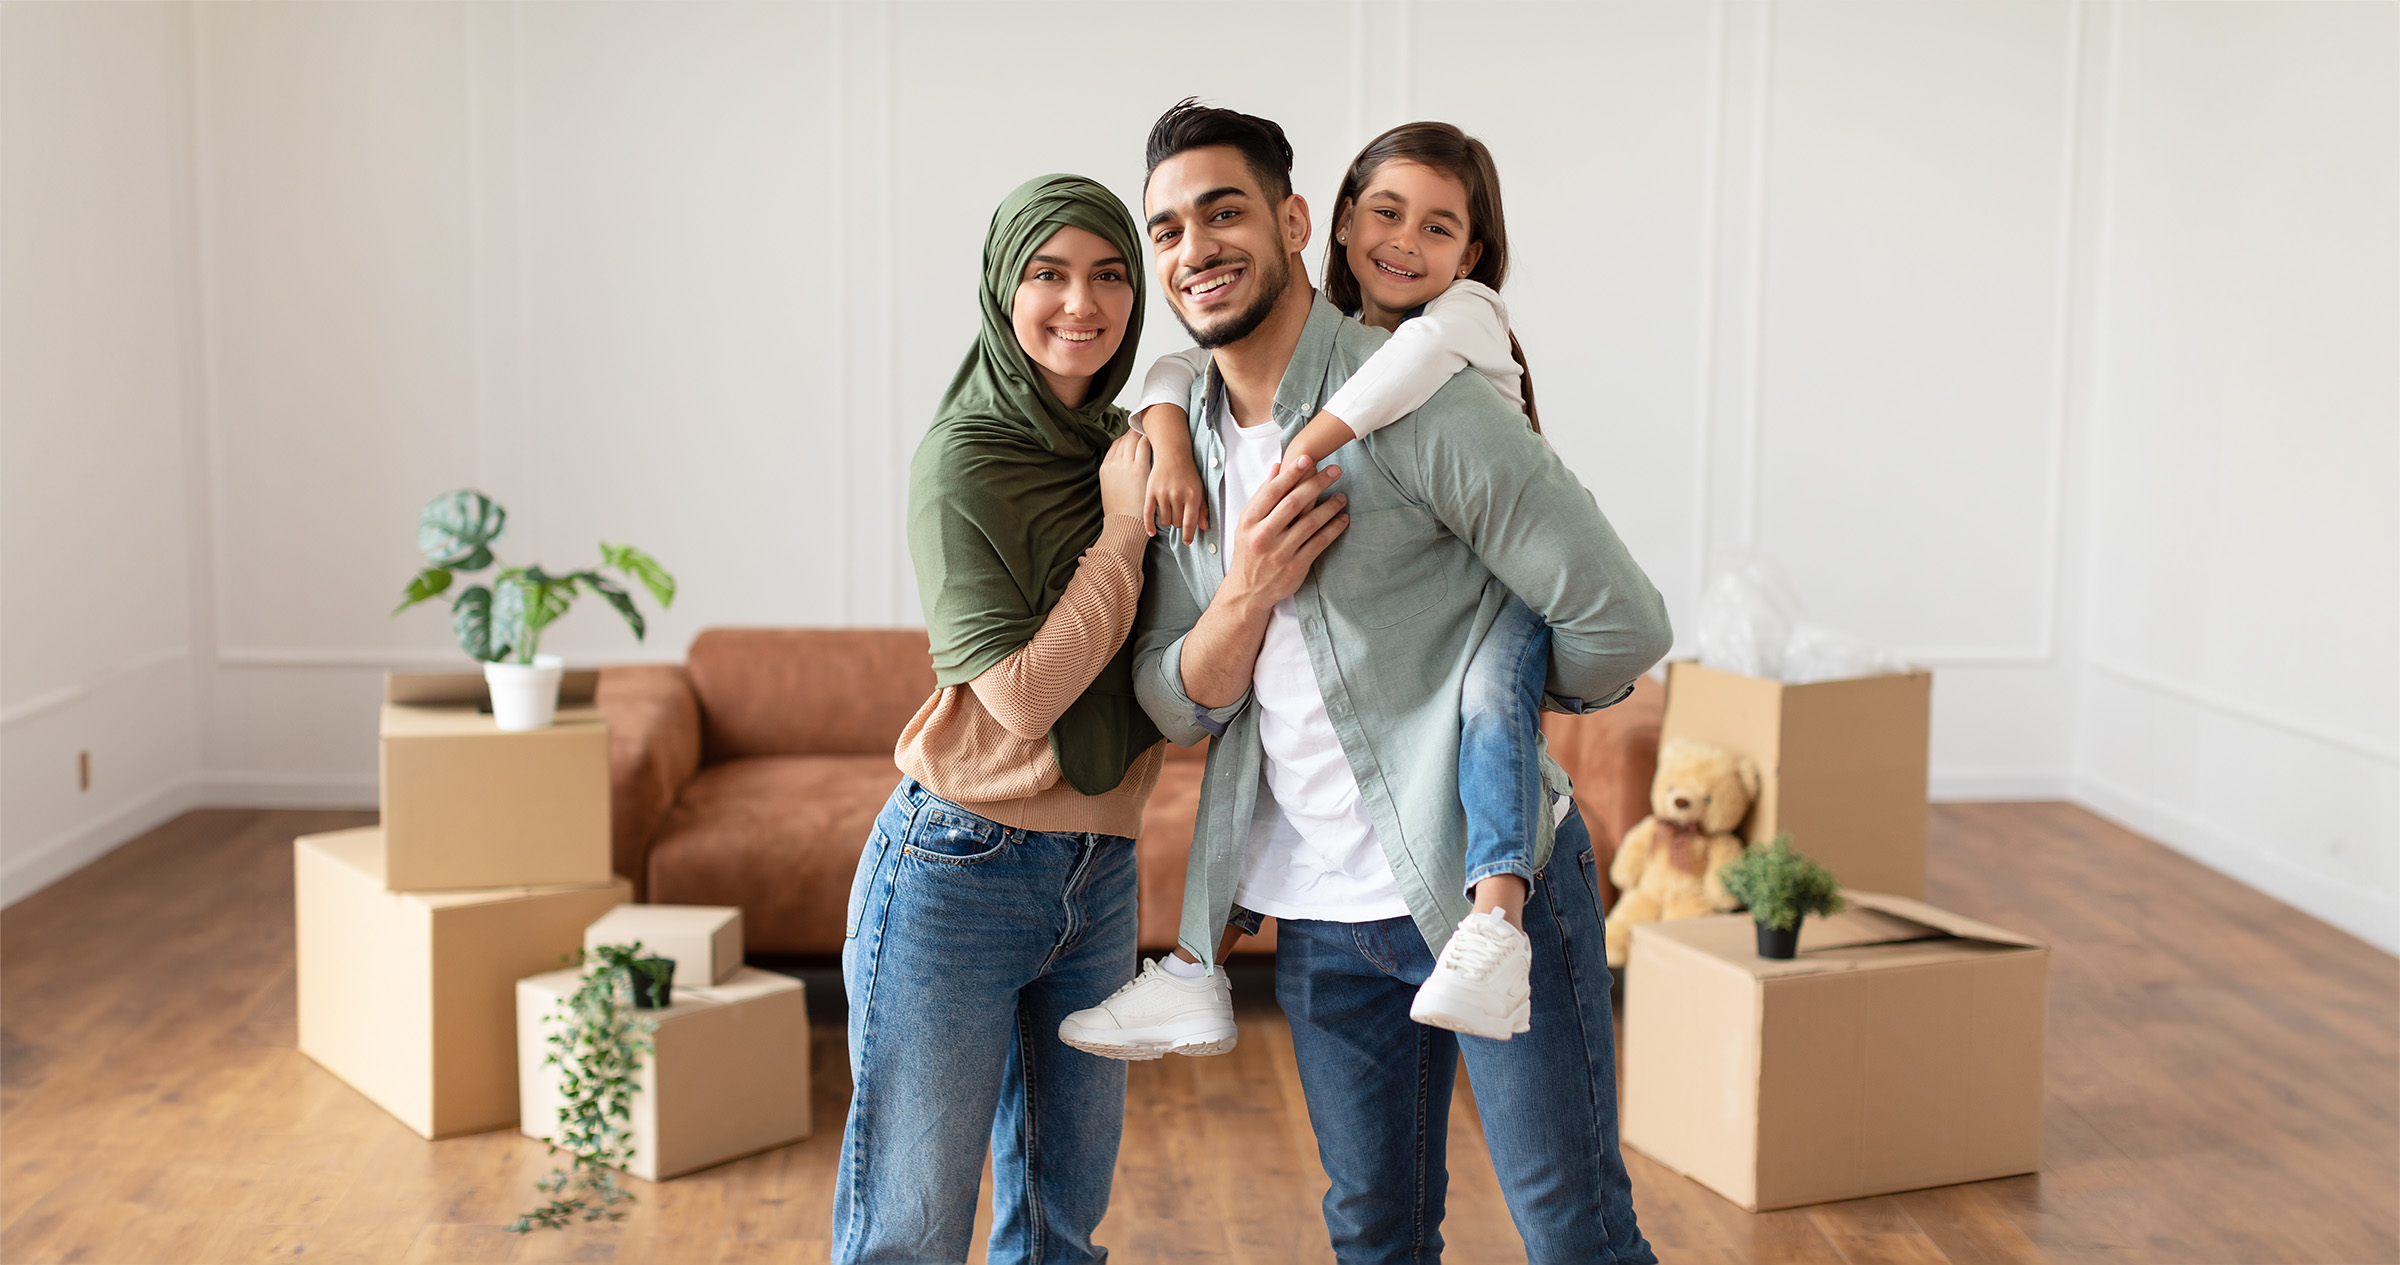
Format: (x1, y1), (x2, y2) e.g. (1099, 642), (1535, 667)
(1206, 541), (1218, 554)
(1210, 456), (1221, 469)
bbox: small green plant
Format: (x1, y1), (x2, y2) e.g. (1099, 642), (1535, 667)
(393, 488), (675, 665)
(1717, 833), (1846, 932)
(509, 942), (661, 1233)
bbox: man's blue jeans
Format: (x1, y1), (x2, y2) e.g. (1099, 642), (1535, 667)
(1459, 591), (1551, 897)
(1274, 805), (1655, 1264)
(833, 778), (1138, 1265)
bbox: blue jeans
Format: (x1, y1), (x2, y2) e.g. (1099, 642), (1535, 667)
(1274, 805), (1654, 1265)
(833, 778), (1139, 1265)
(1459, 592), (1552, 897)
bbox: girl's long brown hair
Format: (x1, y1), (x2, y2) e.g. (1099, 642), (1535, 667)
(1321, 121), (1539, 432)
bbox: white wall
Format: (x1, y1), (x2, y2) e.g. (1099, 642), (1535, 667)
(4, 1), (2393, 949)
(2070, 0), (2399, 948)
(1, 3), (208, 901)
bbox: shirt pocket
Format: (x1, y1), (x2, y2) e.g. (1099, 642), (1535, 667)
(1320, 504), (1447, 629)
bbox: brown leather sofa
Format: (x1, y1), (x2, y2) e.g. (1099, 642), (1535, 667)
(598, 628), (1663, 957)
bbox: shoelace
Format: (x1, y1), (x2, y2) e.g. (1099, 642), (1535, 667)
(1437, 922), (1513, 982)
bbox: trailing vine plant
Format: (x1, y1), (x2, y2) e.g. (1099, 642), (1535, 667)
(509, 942), (663, 1233)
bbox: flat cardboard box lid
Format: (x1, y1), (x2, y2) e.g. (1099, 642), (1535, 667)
(1646, 891), (2045, 981)
(380, 701), (606, 738)
(384, 670), (599, 708)
(521, 964), (799, 1020)
(303, 828), (618, 907)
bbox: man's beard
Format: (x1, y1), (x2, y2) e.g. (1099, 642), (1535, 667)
(1175, 250), (1291, 350)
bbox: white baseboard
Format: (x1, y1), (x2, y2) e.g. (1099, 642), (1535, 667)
(2069, 774), (2399, 956)
(1929, 768), (2070, 802)
(195, 771), (380, 810)
(1, 772), (377, 908)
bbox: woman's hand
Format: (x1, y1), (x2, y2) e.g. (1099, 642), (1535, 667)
(1099, 429), (1152, 521)
(1144, 457), (1210, 539)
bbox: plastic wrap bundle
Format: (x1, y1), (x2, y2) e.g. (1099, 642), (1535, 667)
(1697, 552), (1907, 683)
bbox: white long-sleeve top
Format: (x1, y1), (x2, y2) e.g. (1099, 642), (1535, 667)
(1134, 280), (1524, 434)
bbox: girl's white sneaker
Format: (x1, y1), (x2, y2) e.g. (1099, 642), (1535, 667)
(1058, 958), (1238, 1060)
(1409, 910), (1532, 1040)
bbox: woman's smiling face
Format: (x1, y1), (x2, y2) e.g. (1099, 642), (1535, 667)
(1341, 160), (1483, 327)
(1011, 225), (1136, 408)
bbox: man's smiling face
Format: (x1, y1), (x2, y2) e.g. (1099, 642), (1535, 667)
(1143, 145), (1306, 349)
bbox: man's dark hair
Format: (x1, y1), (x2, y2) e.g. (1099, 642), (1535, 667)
(1143, 97), (1295, 204)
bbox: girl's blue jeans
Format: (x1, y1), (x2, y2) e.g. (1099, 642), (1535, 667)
(1459, 592), (1553, 897)
(833, 778), (1138, 1265)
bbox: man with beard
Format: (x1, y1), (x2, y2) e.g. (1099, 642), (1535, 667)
(1104, 99), (1670, 1263)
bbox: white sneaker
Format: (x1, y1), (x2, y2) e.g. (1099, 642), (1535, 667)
(1057, 958), (1238, 1061)
(1409, 911), (1532, 1040)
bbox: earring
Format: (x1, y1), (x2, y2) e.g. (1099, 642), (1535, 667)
(1337, 229), (1347, 243)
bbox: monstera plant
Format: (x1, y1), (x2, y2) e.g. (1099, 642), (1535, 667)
(393, 489), (674, 729)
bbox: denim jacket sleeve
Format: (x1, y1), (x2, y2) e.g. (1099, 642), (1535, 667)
(1132, 537), (1251, 745)
(1389, 374), (1674, 709)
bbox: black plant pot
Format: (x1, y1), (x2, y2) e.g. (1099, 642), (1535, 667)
(1755, 919), (1800, 960)
(629, 957), (676, 1009)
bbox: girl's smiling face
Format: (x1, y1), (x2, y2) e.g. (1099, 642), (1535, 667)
(1340, 160), (1484, 328)
(1011, 225), (1136, 408)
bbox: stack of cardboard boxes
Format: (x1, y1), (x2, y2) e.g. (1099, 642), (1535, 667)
(295, 672), (627, 1139)
(1626, 662), (2052, 1209)
(293, 671), (812, 1179)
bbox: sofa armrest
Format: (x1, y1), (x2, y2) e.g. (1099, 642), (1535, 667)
(1541, 674), (1664, 909)
(597, 664), (702, 900)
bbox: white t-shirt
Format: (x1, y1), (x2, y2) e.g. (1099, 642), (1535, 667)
(1135, 280), (1523, 435)
(1214, 395), (1411, 924)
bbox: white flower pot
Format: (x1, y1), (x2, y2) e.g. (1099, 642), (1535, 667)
(485, 654), (566, 732)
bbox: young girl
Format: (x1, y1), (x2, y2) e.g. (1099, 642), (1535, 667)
(1058, 122), (1558, 1055)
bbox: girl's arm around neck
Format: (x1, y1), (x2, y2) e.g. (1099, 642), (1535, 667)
(1318, 280), (1518, 444)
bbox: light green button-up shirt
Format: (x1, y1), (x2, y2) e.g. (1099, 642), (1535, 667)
(1133, 295), (1674, 960)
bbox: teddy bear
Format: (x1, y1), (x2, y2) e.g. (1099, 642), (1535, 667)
(1605, 737), (1760, 967)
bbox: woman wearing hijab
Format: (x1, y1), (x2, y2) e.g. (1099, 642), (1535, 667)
(833, 174), (1163, 1265)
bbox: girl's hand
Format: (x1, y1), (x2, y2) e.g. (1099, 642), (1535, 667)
(1145, 455), (1210, 539)
(1099, 429), (1152, 521)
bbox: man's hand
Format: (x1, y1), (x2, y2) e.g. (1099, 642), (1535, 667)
(1224, 454), (1348, 613)
(1179, 454), (1348, 709)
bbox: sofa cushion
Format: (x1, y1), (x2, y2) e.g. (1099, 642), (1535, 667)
(646, 755), (903, 955)
(687, 628), (936, 762)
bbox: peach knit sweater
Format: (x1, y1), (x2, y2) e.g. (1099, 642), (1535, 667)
(895, 514), (1163, 838)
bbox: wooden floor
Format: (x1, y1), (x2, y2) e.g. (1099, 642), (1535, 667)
(2, 804), (2393, 1264)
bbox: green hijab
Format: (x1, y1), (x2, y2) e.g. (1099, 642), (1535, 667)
(907, 173), (1161, 795)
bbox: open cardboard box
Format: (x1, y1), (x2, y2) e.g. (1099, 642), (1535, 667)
(379, 671), (612, 891)
(517, 966), (811, 1181)
(1660, 660), (1931, 897)
(1622, 892), (2047, 1211)
(294, 827), (630, 1139)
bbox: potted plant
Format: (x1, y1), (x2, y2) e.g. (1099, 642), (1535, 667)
(1716, 833), (1846, 959)
(392, 489), (675, 731)
(625, 953), (676, 1009)
(510, 942), (662, 1233)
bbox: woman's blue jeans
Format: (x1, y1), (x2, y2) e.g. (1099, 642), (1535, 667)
(833, 778), (1138, 1265)
(1273, 805), (1655, 1264)
(1460, 592), (1553, 896)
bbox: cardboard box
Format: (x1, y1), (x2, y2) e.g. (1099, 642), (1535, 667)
(1660, 660), (1932, 897)
(584, 904), (744, 986)
(294, 827), (630, 1139)
(1622, 892), (2047, 1211)
(517, 966), (811, 1181)
(379, 672), (611, 891)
